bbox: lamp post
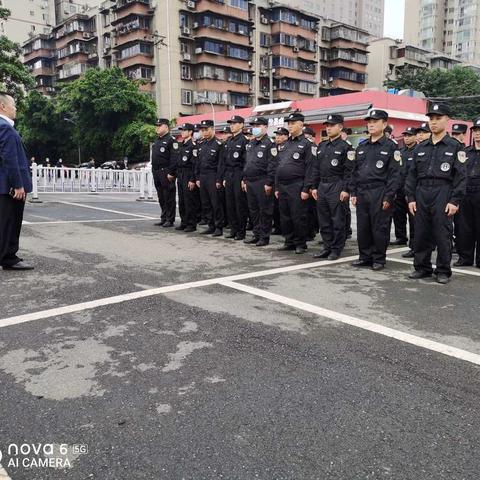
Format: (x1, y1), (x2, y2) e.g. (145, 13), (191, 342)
(64, 117), (81, 166)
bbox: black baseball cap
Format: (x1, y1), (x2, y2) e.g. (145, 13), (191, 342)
(199, 119), (214, 128)
(227, 115), (245, 124)
(249, 116), (268, 126)
(471, 118), (480, 129)
(221, 126), (231, 133)
(284, 112), (305, 123)
(416, 122), (431, 133)
(274, 127), (289, 136)
(402, 127), (416, 136)
(303, 126), (315, 136)
(364, 109), (388, 121)
(427, 102), (450, 117)
(324, 114), (344, 125)
(452, 123), (468, 134)
(243, 127), (253, 135)
(155, 118), (170, 126)
(178, 123), (195, 131)
(384, 125), (393, 134)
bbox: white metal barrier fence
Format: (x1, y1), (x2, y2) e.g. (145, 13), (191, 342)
(30, 164), (155, 200)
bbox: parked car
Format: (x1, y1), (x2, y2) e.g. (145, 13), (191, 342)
(100, 161), (123, 170)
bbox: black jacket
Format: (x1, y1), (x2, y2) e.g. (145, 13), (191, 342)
(194, 137), (224, 182)
(152, 133), (179, 176)
(243, 134), (277, 186)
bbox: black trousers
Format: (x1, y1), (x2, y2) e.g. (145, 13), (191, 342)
(392, 189), (409, 242)
(316, 180), (347, 254)
(307, 197), (318, 238)
(413, 185), (453, 276)
(177, 168), (200, 228)
(246, 178), (273, 241)
(273, 197), (281, 233)
(225, 170), (248, 235)
(278, 181), (308, 248)
(456, 187), (480, 266)
(199, 173), (224, 229)
(153, 168), (176, 223)
(356, 186), (392, 264)
(0, 194), (25, 267)
(345, 200), (352, 236)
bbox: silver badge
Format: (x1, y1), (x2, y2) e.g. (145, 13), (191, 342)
(257, 151), (264, 158)
(271, 148), (278, 157)
(441, 162), (451, 172)
(347, 151), (355, 161)
(173, 142), (179, 150)
(160, 147), (165, 153)
(293, 152), (300, 160)
(182, 156), (188, 162)
(331, 159), (339, 167)
(233, 152), (239, 158)
(458, 151), (467, 163)
(376, 160), (384, 169)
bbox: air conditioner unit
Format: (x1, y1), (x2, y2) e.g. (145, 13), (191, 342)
(183, 52), (191, 60)
(193, 22), (199, 29)
(186, 0), (196, 9)
(295, 21), (299, 26)
(195, 47), (203, 54)
(293, 47), (299, 52)
(151, 76), (156, 82)
(260, 16), (268, 24)
(273, 86), (278, 90)
(182, 27), (191, 35)
(321, 79), (327, 85)
(83, 32), (92, 39)
(328, 77), (334, 82)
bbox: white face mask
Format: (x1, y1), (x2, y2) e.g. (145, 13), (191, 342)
(193, 131), (202, 140)
(252, 127), (263, 137)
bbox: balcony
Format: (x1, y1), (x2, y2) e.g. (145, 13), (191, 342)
(112, 0), (153, 24)
(23, 49), (55, 63)
(58, 63), (89, 80)
(195, 1), (250, 21)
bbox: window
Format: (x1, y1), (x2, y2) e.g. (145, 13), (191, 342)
(181, 89), (192, 105)
(260, 33), (271, 47)
(228, 45), (249, 59)
(203, 40), (224, 54)
(229, 93), (249, 106)
(181, 64), (192, 80)
(230, 0), (248, 10)
(298, 81), (316, 94)
(228, 70), (250, 83)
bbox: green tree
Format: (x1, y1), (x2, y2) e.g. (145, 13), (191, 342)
(385, 66), (480, 120)
(0, 8), (34, 99)
(55, 68), (157, 163)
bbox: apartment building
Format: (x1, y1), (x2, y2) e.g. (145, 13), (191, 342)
(404, 0), (480, 65)
(23, 0), (370, 117)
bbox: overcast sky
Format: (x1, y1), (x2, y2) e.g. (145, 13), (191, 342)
(383, 0), (405, 39)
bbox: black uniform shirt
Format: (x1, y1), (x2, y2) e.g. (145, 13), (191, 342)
(275, 133), (315, 193)
(243, 134), (277, 186)
(194, 137), (224, 182)
(405, 134), (466, 206)
(152, 133), (179, 175)
(224, 133), (248, 173)
(178, 138), (197, 183)
(464, 145), (480, 188)
(399, 144), (416, 189)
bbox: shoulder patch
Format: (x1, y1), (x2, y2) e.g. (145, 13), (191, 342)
(347, 150), (356, 161)
(458, 151), (466, 163)
(312, 146), (317, 156)
(394, 150), (402, 164)
(173, 142), (179, 150)
(271, 148), (277, 157)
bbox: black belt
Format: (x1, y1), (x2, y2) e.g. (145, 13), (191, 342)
(278, 177), (304, 185)
(418, 178), (451, 186)
(319, 176), (342, 183)
(245, 175), (267, 182)
(358, 180), (385, 190)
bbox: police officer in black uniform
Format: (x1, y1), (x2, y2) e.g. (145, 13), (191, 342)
(397, 126), (417, 258)
(223, 115), (249, 240)
(152, 118), (179, 227)
(176, 123), (200, 232)
(242, 117), (277, 246)
(310, 114), (354, 260)
(454, 117), (480, 267)
(272, 127), (289, 235)
(303, 126), (319, 241)
(451, 123), (468, 146)
(350, 109), (401, 270)
(275, 112), (315, 254)
(195, 119), (225, 236)
(416, 122), (431, 144)
(405, 103), (466, 284)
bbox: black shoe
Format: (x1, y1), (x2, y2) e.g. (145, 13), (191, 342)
(154, 220), (166, 226)
(256, 239), (269, 247)
(212, 229), (223, 237)
(198, 220), (207, 226)
(246, 222), (253, 231)
(224, 232), (236, 239)
(346, 232), (352, 239)
(234, 234), (246, 241)
(453, 259), (473, 267)
(390, 238), (408, 246)
(313, 249), (331, 259)
(271, 229), (282, 235)
(352, 259), (372, 267)
(295, 246), (307, 255)
(2, 261), (34, 271)
(162, 222), (174, 228)
(435, 274), (450, 284)
(307, 234), (316, 241)
(327, 253), (340, 261)
(371, 263), (384, 271)
(184, 226), (196, 233)
(278, 244), (296, 251)
(244, 237), (259, 245)
(175, 225), (186, 231)
(402, 249), (414, 258)
(200, 228), (215, 235)
(408, 270), (432, 279)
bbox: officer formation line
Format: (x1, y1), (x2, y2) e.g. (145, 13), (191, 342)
(151, 103), (479, 285)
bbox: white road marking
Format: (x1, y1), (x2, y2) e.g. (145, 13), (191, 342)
(23, 218), (153, 225)
(22, 220), (32, 224)
(219, 280), (480, 366)
(387, 256), (480, 278)
(0, 464), (11, 479)
(0, 250), (412, 329)
(56, 201), (156, 219)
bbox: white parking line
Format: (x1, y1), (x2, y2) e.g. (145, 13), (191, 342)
(0, 250), (412, 329)
(219, 280), (480, 366)
(57, 201), (156, 219)
(23, 218), (153, 225)
(387, 256), (480, 278)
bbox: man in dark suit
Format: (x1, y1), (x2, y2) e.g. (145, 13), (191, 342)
(0, 92), (33, 270)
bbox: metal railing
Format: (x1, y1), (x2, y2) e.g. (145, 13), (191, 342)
(30, 164), (155, 201)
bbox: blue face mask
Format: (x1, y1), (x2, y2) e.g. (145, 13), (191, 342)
(252, 127), (262, 137)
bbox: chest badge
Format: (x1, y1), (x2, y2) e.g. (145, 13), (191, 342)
(376, 160), (384, 169)
(257, 151), (264, 158)
(160, 147), (166, 153)
(347, 151), (355, 161)
(293, 152), (300, 160)
(182, 156), (188, 162)
(440, 162), (451, 172)
(233, 152), (240, 158)
(331, 159), (339, 167)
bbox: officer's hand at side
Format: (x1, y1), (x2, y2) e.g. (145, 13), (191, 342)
(340, 191), (349, 202)
(188, 181), (196, 191)
(445, 203), (459, 217)
(241, 181), (247, 192)
(196, 180), (200, 188)
(300, 192), (310, 201)
(408, 201), (416, 216)
(216, 182), (222, 189)
(382, 201), (391, 210)
(351, 196), (357, 207)
(167, 174), (175, 182)
(13, 187), (26, 201)
(275, 191), (279, 199)
(223, 180), (226, 188)
(311, 189), (318, 201)
(264, 185), (272, 195)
